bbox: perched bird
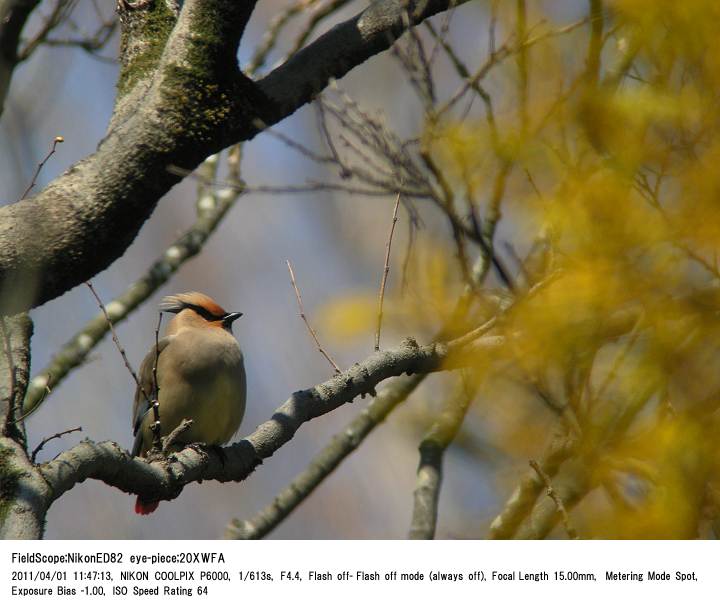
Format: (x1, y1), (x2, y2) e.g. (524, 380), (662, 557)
(131, 292), (246, 515)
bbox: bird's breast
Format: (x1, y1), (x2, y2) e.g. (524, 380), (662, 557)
(157, 328), (247, 445)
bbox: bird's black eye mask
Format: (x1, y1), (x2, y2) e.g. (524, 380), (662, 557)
(182, 302), (223, 321)
(159, 295), (242, 326)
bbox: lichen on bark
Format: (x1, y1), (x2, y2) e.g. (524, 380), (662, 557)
(0, 445), (20, 530)
(116, 0), (177, 99)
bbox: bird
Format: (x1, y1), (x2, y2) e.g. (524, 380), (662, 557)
(131, 292), (246, 515)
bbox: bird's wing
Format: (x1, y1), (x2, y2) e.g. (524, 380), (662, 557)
(131, 336), (172, 440)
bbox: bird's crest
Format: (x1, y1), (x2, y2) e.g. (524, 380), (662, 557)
(159, 292), (227, 318)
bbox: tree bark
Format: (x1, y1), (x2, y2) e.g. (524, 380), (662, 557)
(0, 0), (472, 314)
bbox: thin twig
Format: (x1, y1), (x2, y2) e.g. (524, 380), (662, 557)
(18, 0), (76, 60)
(31, 426), (82, 463)
(286, 260), (341, 374)
(150, 312), (163, 451)
(285, 0), (353, 60)
(245, 0), (316, 74)
(20, 136), (64, 200)
(516, 0), (529, 134)
(424, 20), (498, 145)
(524, 168), (543, 199)
(437, 17), (589, 118)
(529, 458), (579, 539)
(85, 282), (152, 407)
(489, 0), (498, 54)
(375, 193), (401, 351)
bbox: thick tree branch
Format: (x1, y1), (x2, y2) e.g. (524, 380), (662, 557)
(0, 313), (32, 443)
(39, 333), (500, 511)
(257, 0), (471, 123)
(0, 436), (50, 539)
(0, 0), (472, 314)
(0, 313), (45, 540)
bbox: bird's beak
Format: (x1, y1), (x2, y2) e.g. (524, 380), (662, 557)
(222, 311), (243, 326)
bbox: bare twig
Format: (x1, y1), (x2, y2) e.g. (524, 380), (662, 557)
(285, 0), (353, 60)
(85, 282), (152, 407)
(524, 168), (543, 199)
(374, 193), (401, 351)
(529, 458), (579, 539)
(245, 0), (315, 74)
(18, 0), (77, 61)
(516, 0), (529, 134)
(166, 164), (432, 199)
(489, 0), (498, 54)
(20, 136), (64, 200)
(31, 426), (82, 463)
(586, 0), (604, 86)
(481, 162), (516, 291)
(424, 20), (498, 144)
(151, 312), (163, 451)
(489, 427), (575, 539)
(286, 260), (341, 374)
(437, 17), (589, 117)
(419, 146), (473, 286)
(41, 0), (117, 61)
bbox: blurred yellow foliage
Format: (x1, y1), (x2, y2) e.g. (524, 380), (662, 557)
(318, 238), (465, 342)
(320, 0), (720, 538)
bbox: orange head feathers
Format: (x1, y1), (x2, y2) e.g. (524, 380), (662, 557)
(159, 292), (242, 332)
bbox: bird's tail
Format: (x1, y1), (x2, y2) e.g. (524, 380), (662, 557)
(135, 497), (159, 515)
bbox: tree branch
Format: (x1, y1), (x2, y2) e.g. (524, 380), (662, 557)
(0, 313), (46, 540)
(0, 436), (51, 539)
(257, 0), (472, 123)
(39, 333), (500, 511)
(528, 458), (579, 539)
(0, 313), (32, 444)
(488, 427), (575, 539)
(408, 375), (476, 539)
(515, 458), (590, 539)
(226, 373), (426, 539)
(0, 0), (473, 315)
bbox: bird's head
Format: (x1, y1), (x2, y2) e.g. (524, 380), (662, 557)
(159, 292), (242, 333)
